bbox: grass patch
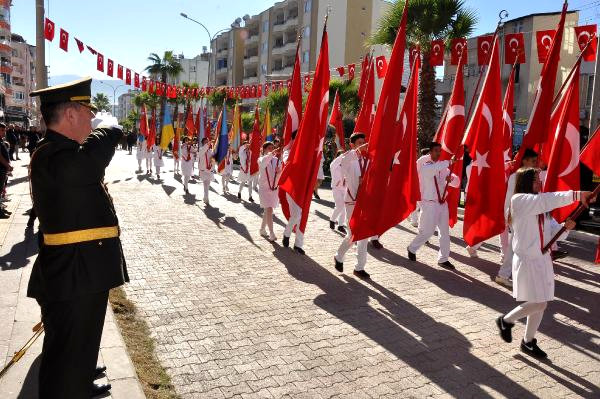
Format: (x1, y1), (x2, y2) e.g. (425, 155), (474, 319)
(109, 287), (180, 399)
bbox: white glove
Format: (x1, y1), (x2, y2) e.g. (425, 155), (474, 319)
(92, 111), (122, 130)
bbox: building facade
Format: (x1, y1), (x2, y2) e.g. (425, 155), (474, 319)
(9, 33), (38, 127)
(117, 89), (140, 122)
(169, 52), (210, 88)
(0, 0), (10, 123)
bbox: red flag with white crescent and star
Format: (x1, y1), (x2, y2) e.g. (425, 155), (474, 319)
(283, 42), (303, 151)
(107, 59), (114, 77)
(430, 40), (444, 66)
(536, 29), (556, 63)
(96, 53), (104, 72)
(375, 55), (388, 78)
(502, 66), (516, 174)
(409, 46), (420, 68)
(462, 34), (505, 247)
(349, 0), (409, 241)
(125, 69), (132, 85)
(336, 66), (345, 77)
(450, 38), (467, 65)
(574, 25), (597, 62)
(59, 28), (68, 52)
(477, 35), (493, 65)
(357, 54), (371, 99)
(74, 38), (84, 53)
(353, 56), (375, 140)
(278, 22), (330, 233)
(117, 64), (124, 80)
(139, 105), (148, 138)
(348, 63), (356, 81)
(543, 62), (581, 222)
(44, 18), (55, 41)
(134, 73), (140, 88)
(504, 33), (525, 64)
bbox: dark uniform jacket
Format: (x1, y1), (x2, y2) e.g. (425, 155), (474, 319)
(27, 128), (129, 301)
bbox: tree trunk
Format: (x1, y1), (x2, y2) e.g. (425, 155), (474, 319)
(418, 53), (437, 151)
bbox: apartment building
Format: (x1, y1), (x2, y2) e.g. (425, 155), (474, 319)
(209, 0), (391, 90)
(0, 0), (9, 122)
(436, 10), (592, 144)
(117, 89), (141, 122)
(9, 33), (39, 127)
(169, 52), (210, 88)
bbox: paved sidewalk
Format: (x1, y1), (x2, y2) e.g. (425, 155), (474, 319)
(106, 151), (600, 398)
(0, 155), (144, 398)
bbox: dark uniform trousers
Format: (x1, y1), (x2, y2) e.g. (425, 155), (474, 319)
(28, 128), (128, 398)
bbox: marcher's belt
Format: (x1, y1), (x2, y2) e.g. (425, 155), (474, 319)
(43, 226), (119, 246)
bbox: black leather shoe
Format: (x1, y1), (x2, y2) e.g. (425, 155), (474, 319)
(551, 250), (568, 261)
(407, 249), (416, 261)
(334, 257), (343, 272)
(249, 196), (255, 203)
(0, 213), (9, 219)
(94, 366), (107, 379)
(313, 191), (321, 200)
(294, 246), (305, 255)
(237, 192), (241, 199)
(371, 240), (383, 249)
(520, 338), (547, 359)
(329, 221), (335, 229)
(282, 236), (290, 248)
(337, 226), (347, 235)
(91, 383), (111, 397)
(496, 316), (514, 343)
(353, 270), (370, 279)
(438, 261), (455, 270)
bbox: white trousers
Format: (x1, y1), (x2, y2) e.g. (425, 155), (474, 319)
(201, 179), (210, 201)
(408, 201), (451, 263)
(174, 158), (180, 171)
(156, 166), (161, 175)
(330, 188), (346, 226)
(335, 203), (367, 271)
(283, 193), (304, 248)
(409, 202), (421, 226)
(222, 174), (231, 193)
(183, 174), (191, 191)
(146, 157), (152, 170)
(504, 301), (547, 343)
(238, 174), (257, 197)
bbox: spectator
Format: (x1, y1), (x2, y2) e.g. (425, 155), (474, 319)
(126, 131), (136, 154)
(6, 124), (19, 161)
(27, 128), (40, 154)
(0, 123), (13, 218)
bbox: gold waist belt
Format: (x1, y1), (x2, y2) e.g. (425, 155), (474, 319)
(43, 226), (119, 246)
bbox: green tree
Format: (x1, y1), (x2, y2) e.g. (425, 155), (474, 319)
(241, 111), (255, 132)
(259, 89), (289, 128)
(329, 79), (360, 117)
(370, 0), (477, 148)
(144, 51), (184, 133)
(92, 93), (111, 112)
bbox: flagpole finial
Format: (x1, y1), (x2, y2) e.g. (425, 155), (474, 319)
(498, 10), (508, 27)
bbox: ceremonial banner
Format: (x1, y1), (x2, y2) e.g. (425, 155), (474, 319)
(213, 101), (229, 164)
(159, 105), (175, 150)
(329, 90), (346, 151)
(353, 56), (375, 140)
(97, 53), (104, 72)
(375, 55), (388, 78)
(283, 43), (303, 150)
(107, 59), (114, 77)
(504, 33), (525, 64)
(44, 18), (55, 41)
(536, 29), (556, 63)
(75, 38), (84, 53)
(430, 40), (444, 66)
(477, 35), (493, 65)
(117, 64), (124, 80)
(450, 38), (467, 65)
(574, 25), (597, 62)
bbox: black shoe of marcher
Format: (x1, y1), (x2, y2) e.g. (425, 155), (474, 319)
(407, 249), (416, 261)
(551, 250), (568, 261)
(94, 366), (107, 379)
(496, 316), (514, 343)
(282, 236), (290, 248)
(0, 213), (9, 219)
(237, 192), (241, 199)
(371, 239), (383, 250)
(337, 226), (347, 235)
(438, 261), (455, 270)
(313, 191), (321, 200)
(294, 246), (305, 255)
(248, 196), (255, 203)
(353, 270), (370, 279)
(520, 338), (548, 359)
(329, 221), (335, 230)
(334, 257), (343, 272)
(91, 383), (111, 397)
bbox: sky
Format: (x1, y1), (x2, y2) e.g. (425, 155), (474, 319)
(10, 0), (600, 98)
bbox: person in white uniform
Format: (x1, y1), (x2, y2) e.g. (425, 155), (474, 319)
(145, 141), (154, 174)
(153, 144), (164, 179)
(281, 131), (307, 254)
(496, 167), (593, 359)
(410, 148), (431, 227)
(333, 133), (371, 279)
(220, 145), (235, 194)
(407, 142), (459, 270)
(197, 137), (214, 205)
(136, 134), (147, 173)
(258, 141), (281, 241)
(329, 150), (347, 234)
(237, 141), (254, 202)
(180, 137), (196, 194)
(173, 137), (181, 175)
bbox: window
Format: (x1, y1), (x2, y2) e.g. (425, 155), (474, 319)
(303, 51), (309, 64)
(190, 66), (196, 72)
(304, 0), (312, 12)
(263, 20), (269, 33)
(14, 92), (24, 100)
(230, 37), (234, 47)
(261, 64), (267, 74)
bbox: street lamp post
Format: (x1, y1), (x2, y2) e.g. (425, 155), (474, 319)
(98, 81), (128, 118)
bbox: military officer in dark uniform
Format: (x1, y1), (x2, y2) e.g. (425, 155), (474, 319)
(28, 77), (129, 398)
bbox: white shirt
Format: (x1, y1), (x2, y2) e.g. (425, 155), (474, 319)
(181, 143), (195, 162)
(330, 154), (345, 191)
(197, 144), (213, 172)
(153, 145), (163, 160)
(419, 160), (459, 202)
(238, 144), (251, 173)
(258, 153), (281, 191)
(340, 149), (369, 203)
(416, 154), (432, 198)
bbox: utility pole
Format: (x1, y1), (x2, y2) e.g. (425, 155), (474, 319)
(35, 0), (48, 90)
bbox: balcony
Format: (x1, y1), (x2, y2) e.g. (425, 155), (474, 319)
(282, 41), (297, 54)
(284, 17), (298, 29)
(216, 66), (228, 76)
(217, 47), (229, 56)
(0, 41), (10, 55)
(243, 55), (258, 66)
(0, 21), (9, 31)
(246, 33), (259, 45)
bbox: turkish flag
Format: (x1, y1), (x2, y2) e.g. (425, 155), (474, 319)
(185, 106), (195, 138)
(348, 63), (356, 80)
(536, 30), (556, 63)
(581, 126), (600, 177)
(504, 33), (525, 64)
(117, 64), (124, 80)
(107, 59), (114, 77)
(516, 4), (566, 166)
(44, 18), (55, 41)
(435, 49), (466, 227)
(409, 46), (420, 68)
(336, 66), (345, 77)
(375, 55), (388, 78)
(257, 84), (262, 97)
(147, 108), (157, 150)
(358, 54), (370, 98)
(148, 80), (155, 94)
(59, 28), (68, 52)
(141, 77), (147, 91)
(595, 237), (600, 264)
(264, 83), (270, 95)
(134, 73), (140, 88)
(574, 25), (597, 62)
(97, 53), (104, 72)
(477, 35), (494, 65)
(278, 23), (330, 233)
(251, 84), (257, 98)
(125, 69), (131, 85)
(249, 107), (262, 175)
(430, 40), (444, 66)
(353, 56), (375, 140)
(502, 66), (516, 167)
(462, 35), (505, 246)
(543, 63), (580, 222)
(283, 44), (303, 150)
(139, 105), (148, 138)
(74, 38), (84, 53)
(329, 90), (346, 151)
(304, 74), (311, 92)
(450, 38), (467, 65)
(87, 46), (97, 55)
(349, 1), (408, 241)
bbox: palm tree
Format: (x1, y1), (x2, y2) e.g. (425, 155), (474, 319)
(370, 0), (477, 148)
(144, 51), (184, 133)
(92, 93), (111, 112)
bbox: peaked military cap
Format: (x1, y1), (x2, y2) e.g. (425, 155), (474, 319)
(30, 76), (98, 111)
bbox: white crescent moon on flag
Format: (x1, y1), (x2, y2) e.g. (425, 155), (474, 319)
(578, 30), (590, 46)
(482, 103), (493, 136)
(541, 34), (552, 48)
(509, 38), (519, 51)
(287, 101), (299, 131)
(401, 112), (408, 137)
(455, 42), (464, 53)
(481, 41), (490, 52)
(433, 43), (441, 54)
(441, 105), (464, 154)
(558, 123), (580, 177)
(61, 33), (66, 41)
(319, 91), (329, 124)
(46, 22), (53, 33)
(502, 109), (512, 136)
(377, 59), (384, 69)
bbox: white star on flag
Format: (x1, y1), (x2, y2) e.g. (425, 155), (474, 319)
(472, 151), (490, 176)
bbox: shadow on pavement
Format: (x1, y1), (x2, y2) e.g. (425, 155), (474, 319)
(0, 228), (38, 271)
(17, 354), (40, 399)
